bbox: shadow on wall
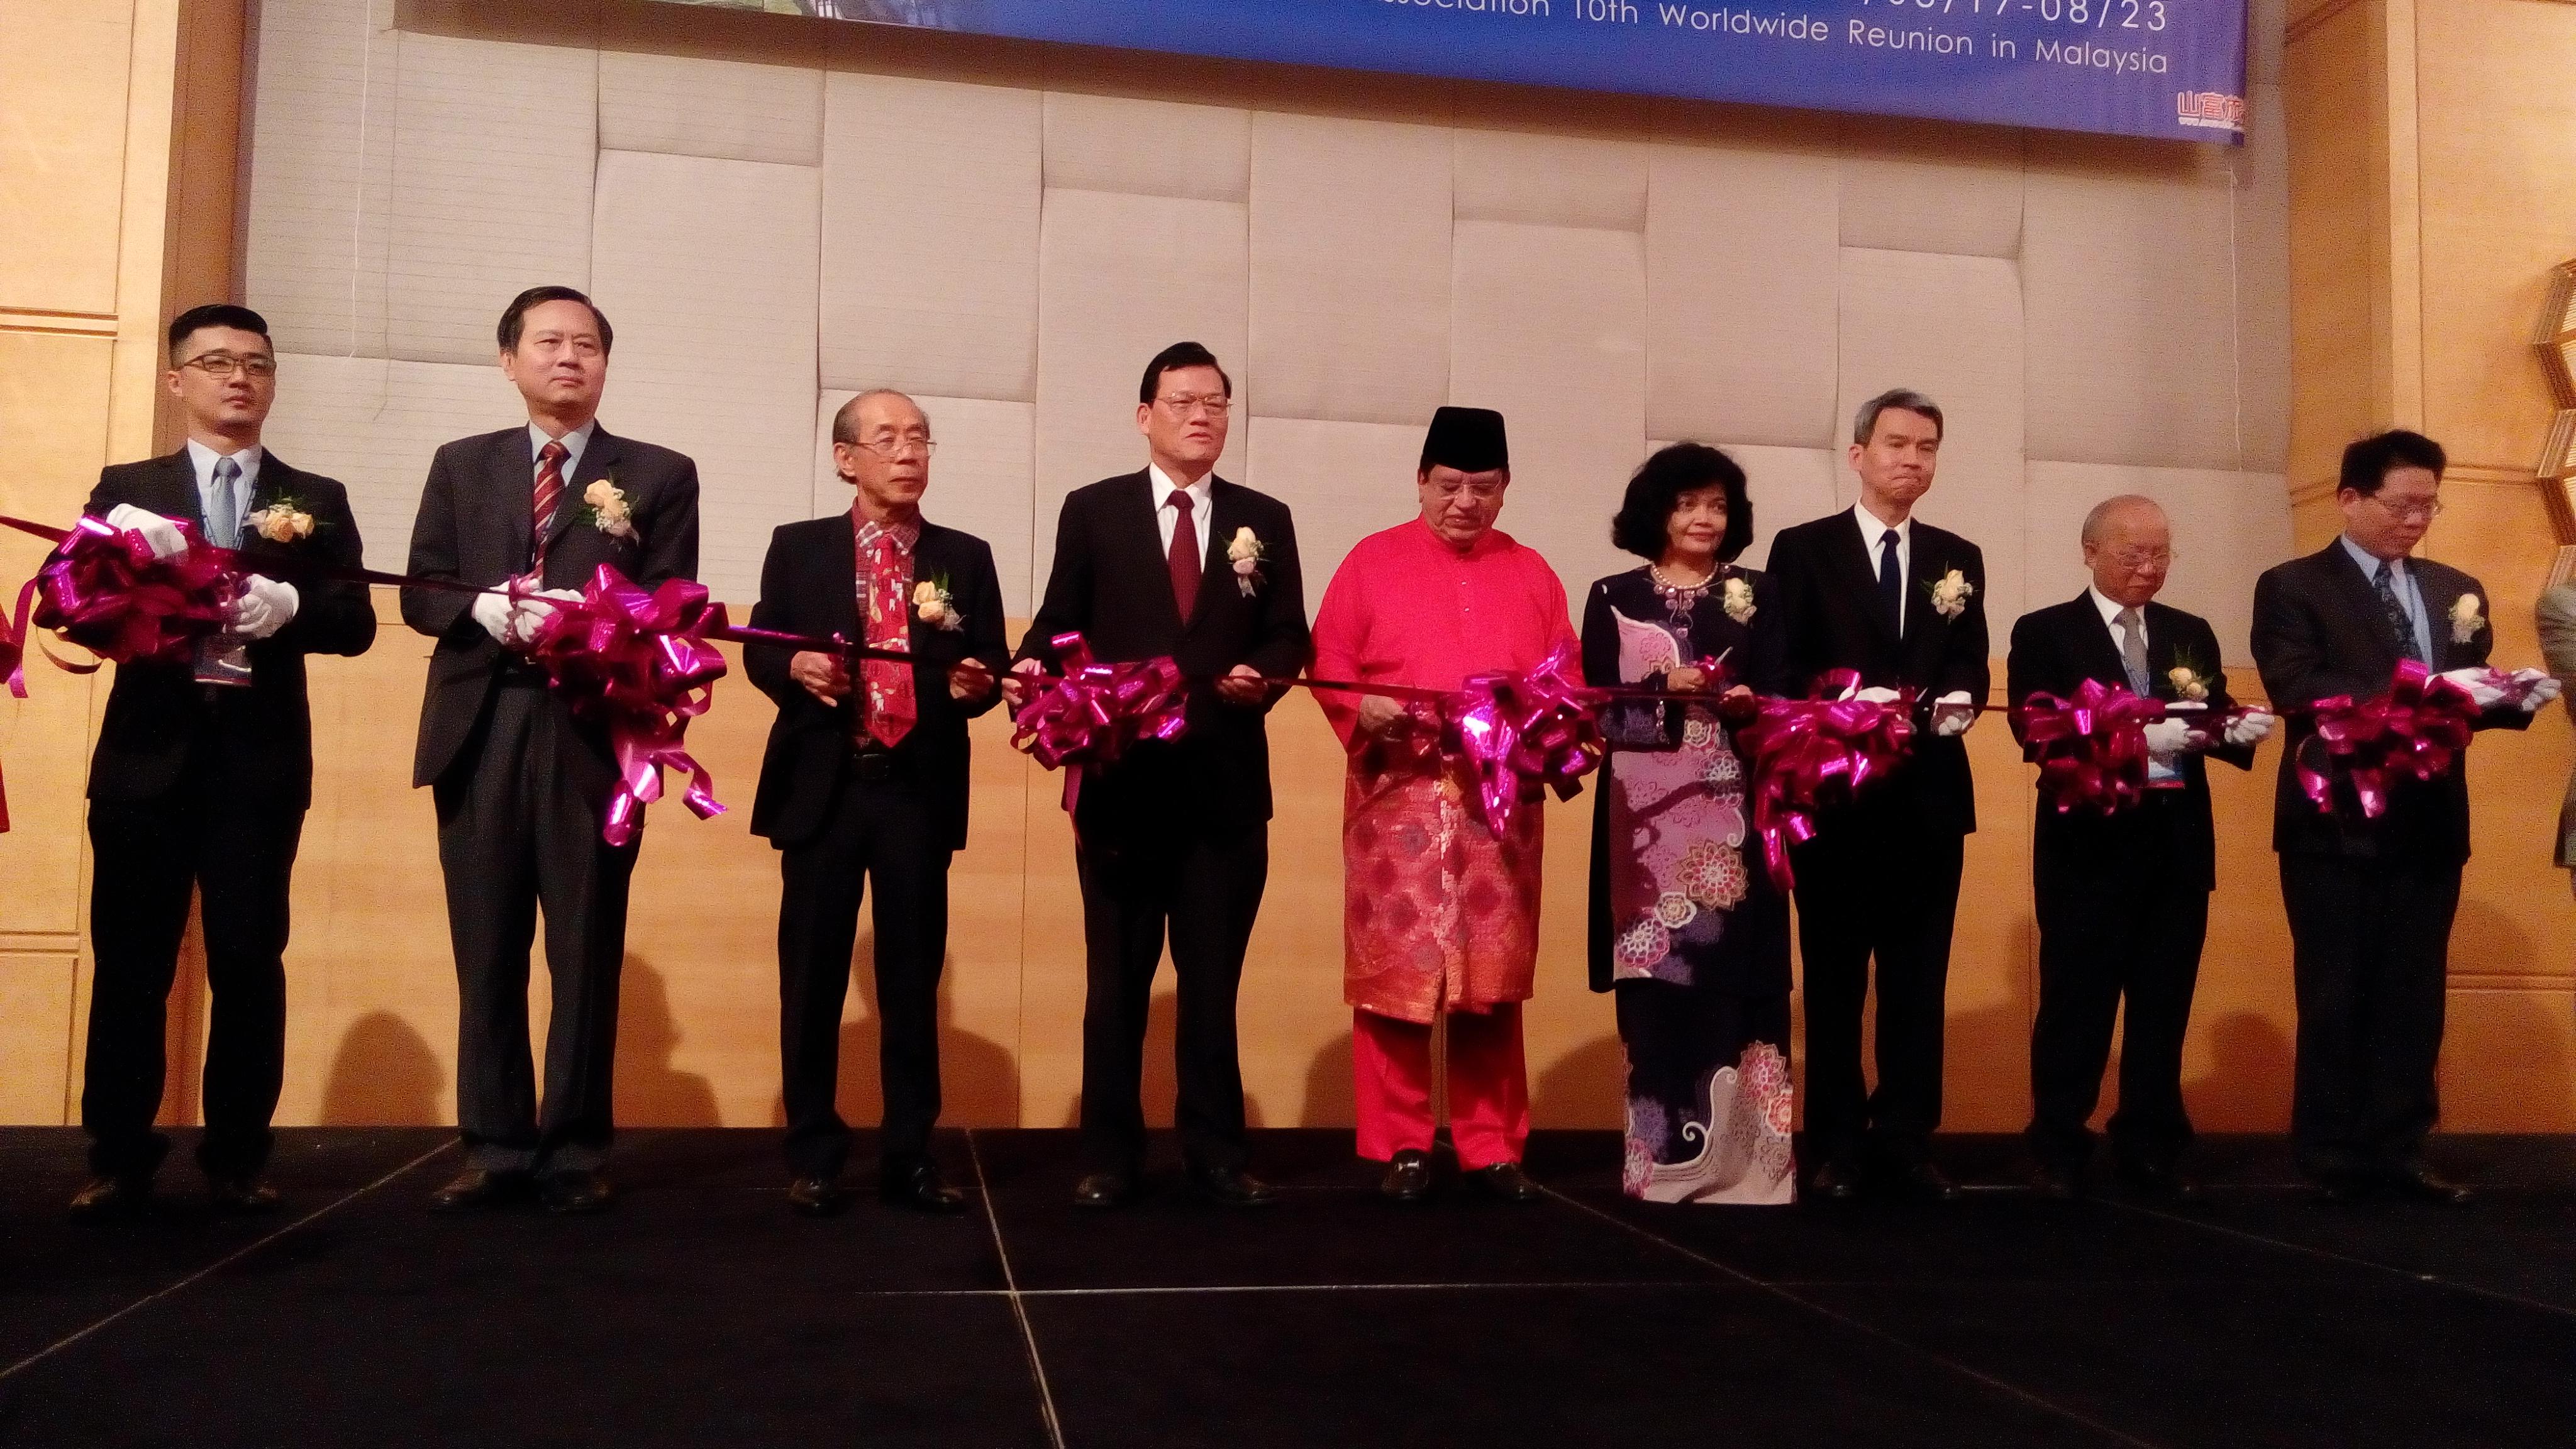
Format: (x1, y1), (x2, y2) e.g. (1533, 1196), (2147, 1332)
(763, 943), (1022, 1131)
(2182, 1010), (2296, 1132)
(319, 1010), (446, 1124)
(1052, 985), (1269, 1131)
(1531, 1032), (1626, 1132)
(617, 955), (719, 1127)
(1299, 1028), (1355, 1127)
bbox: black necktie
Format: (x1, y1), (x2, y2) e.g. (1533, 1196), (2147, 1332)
(1877, 529), (1902, 634)
(2375, 561), (2424, 664)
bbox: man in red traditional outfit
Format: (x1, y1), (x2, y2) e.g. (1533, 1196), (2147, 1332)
(1309, 407), (1576, 1203)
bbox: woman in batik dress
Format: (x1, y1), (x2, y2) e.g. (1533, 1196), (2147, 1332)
(1582, 443), (1796, 1205)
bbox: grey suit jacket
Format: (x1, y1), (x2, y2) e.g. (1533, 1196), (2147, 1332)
(2536, 583), (2576, 869)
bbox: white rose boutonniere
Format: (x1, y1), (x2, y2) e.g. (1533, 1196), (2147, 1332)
(1721, 575), (1757, 626)
(1226, 525), (1267, 597)
(1926, 567), (1975, 621)
(579, 478), (635, 540)
(2165, 665), (2211, 703)
(2449, 592), (2485, 645)
(242, 499), (317, 544)
(912, 576), (963, 631)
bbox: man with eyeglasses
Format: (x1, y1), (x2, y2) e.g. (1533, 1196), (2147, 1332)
(2252, 430), (2557, 1205)
(743, 390), (1006, 1217)
(2007, 496), (2273, 1201)
(69, 303), (376, 1218)
(1008, 341), (1311, 1210)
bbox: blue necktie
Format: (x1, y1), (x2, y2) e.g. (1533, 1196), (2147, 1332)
(2374, 562), (2424, 664)
(1877, 528), (1902, 634)
(209, 456), (242, 550)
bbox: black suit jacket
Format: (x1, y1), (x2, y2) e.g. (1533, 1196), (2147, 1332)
(2007, 594), (2253, 892)
(1014, 471), (1311, 830)
(2251, 541), (2524, 865)
(744, 514), (1008, 851)
(1767, 510), (1991, 836)
(82, 450), (376, 809)
(399, 424), (701, 789)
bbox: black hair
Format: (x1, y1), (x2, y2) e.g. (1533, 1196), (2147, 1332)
(1852, 387), (1943, 446)
(167, 303), (270, 360)
(1138, 341), (1231, 406)
(1611, 442), (1754, 564)
(497, 286), (613, 355)
(2339, 429), (2446, 496)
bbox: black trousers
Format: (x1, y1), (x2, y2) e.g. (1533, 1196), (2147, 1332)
(1074, 813), (1268, 1174)
(82, 747), (303, 1181)
(432, 681), (639, 1175)
(776, 752), (951, 1180)
(2279, 852), (2462, 1180)
(1790, 808), (1964, 1168)
(2027, 797), (2209, 1173)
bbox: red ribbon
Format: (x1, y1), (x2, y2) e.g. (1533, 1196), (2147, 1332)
(1443, 641), (1608, 835)
(1731, 670), (1916, 889)
(2009, 679), (2169, 816)
(521, 565), (729, 847)
(2297, 660), (2483, 819)
(1008, 632), (1191, 813)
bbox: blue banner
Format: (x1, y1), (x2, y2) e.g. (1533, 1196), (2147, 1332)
(699, 0), (2246, 145)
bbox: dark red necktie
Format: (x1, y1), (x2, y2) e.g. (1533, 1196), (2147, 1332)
(531, 440), (569, 570)
(1167, 489), (1200, 622)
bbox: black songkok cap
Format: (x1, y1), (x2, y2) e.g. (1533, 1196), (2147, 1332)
(1419, 406), (1509, 474)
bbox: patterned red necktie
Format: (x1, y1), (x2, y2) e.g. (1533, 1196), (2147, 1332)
(531, 440), (569, 571)
(1167, 488), (1201, 622)
(861, 527), (916, 748)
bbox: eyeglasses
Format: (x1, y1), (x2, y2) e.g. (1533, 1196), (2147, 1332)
(2369, 495), (2444, 522)
(1431, 481), (1505, 502)
(848, 436), (935, 458)
(179, 352), (277, 380)
(1155, 394), (1231, 419)
(2109, 549), (2175, 570)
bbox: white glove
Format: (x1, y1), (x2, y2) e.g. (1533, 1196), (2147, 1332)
(470, 591), (517, 645)
(2507, 668), (2563, 713)
(225, 574), (299, 641)
(2436, 667), (2507, 710)
(508, 588), (582, 646)
(2222, 711), (2276, 748)
(1931, 690), (1976, 738)
(2141, 718), (2195, 758)
(104, 504), (188, 560)
(1849, 686), (1902, 706)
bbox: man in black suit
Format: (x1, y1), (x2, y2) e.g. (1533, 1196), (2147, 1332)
(68, 304), (376, 1218)
(401, 286), (701, 1214)
(745, 389), (1006, 1218)
(2008, 496), (2274, 1201)
(1766, 388), (1987, 1201)
(2252, 430), (2557, 1204)
(1007, 342), (1310, 1209)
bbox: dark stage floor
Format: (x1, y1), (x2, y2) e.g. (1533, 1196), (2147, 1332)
(1, 1129), (2570, 1448)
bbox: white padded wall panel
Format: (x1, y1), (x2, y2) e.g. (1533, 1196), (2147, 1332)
(2022, 163), (2240, 472)
(386, 34), (596, 365)
(598, 50), (824, 168)
(2251, 0), (2286, 85)
(819, 73), (1040, 402)
(1032, 187), (1249, 579)
(1837, 124), (2024, 259)
(1452, 219), (1646, 604)
(2235, 86), (2292, 474)
(1707, 443), (1845, 574)
(813, 391), (1038, 619)
(2023, 462), (2293, 662)
(1043, 92), (1250, 203)
(1453, 130), (1648, 232)
(1838, 247), (2029, 632)
(1645, 142), (1841, 450)
(244, 0), (398, 357)
(258, 353), (526, 571)
(590, 150), (820, 605)
(1245, 417), (1427, 617)
(1247, 113), (1452, 428)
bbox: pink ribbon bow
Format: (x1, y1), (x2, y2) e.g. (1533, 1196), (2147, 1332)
(521, 565), (730, 847)
(1731, 669), (1916, 889)
(8, 514), (233, 699)
(1009, 633), (1191, 813)
(2009, 679), (2169, 816)
(1443, 641), (1607, 836)
(2297, 659), (2482, 819)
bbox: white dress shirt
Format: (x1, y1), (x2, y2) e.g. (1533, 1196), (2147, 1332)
(529, 419), (597, 486)
(1150, 462), (1214, 565)
(1852, 501), (1913, 632)
(184, 438), (264, 540)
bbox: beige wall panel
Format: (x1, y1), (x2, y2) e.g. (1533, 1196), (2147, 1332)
(818, 72), (1040, 402)
(1453, 129), (1649, 233)
(1839, 247), (2029, 630)
(0, 3), (133, 314)
(1041, 92), (1249, 203)
(243, 0), (400, 357)
(597, 49), (824, 167)
(591, 148), (821, 603)
(1940, 722), (2038, 1132)
(2236, 84), (2293, 475)
(1031, 188), (1249, 572)
(2437, 989), (2576, 1132)
(386, 33), (597, 365)
(2022, 461), (2294, 664)
(1836, 119), (2023, 260)
(2178, 754), (2298, 1131)
(1246, 113), (1452, 428)
(0, 952), (77, 1124)
(256, 352), (526, 569)
(2283, 4), (2380, 495)
(2250, 0), (2285, 86)
(1644, 140), (1841, 450)
(1245, 418), (1431, 618)
(2414, 0), (2576, 471)
(1684, 443), (1845, 574)
(2023, 162), (2241, 472)
(813, 391), (1037, 617)
(1451, 219), (1646, 604)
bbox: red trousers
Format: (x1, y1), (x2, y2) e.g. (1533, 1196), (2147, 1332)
(1352, 1004), (1530, 1169)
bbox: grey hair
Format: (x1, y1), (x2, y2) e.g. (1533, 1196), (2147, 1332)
(1852, 388), (1944, 447)
(830, 389), (923, 446)
(2080, 494), (2166, 545)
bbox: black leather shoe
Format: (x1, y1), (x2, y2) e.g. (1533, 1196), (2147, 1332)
(540, 1169), (614, 1215)
(1379, 1149), (1435, 1203)
(1466, 1162), (1541, 1202)
(429, 1168), (531, 1214)
(787, 1175), (849, 1218)
(1073, 1170), (1136, 1210)
(1808, 1159), (1866, 1201)
(207, 1175), (282, 1215)
(2031, 1162), (2088, 1201)
(69, 1175), (149, 1219)
(1887, 1161), (1963, 1202)
(2115, 1160), (2200, 1202)
(881, 1160), (968, 1215)
(1187, 1162), (1280, 1209)
(2386, 1167), (2473, 1207)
